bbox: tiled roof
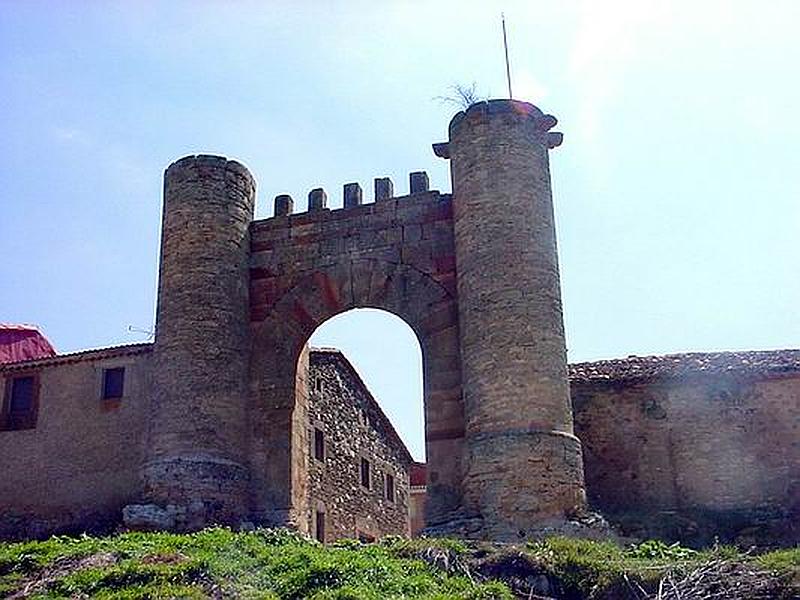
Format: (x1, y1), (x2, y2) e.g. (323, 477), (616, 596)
(0, 342), (153, 372)
(0, 324), (57, 364)
(569, 349), (800, 384)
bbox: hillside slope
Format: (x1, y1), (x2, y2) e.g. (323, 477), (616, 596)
(0, 528), (797, 599)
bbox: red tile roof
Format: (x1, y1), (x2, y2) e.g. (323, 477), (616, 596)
(0, 324), (57, 364)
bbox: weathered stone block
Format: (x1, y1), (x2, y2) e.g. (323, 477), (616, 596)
(409, 171), (429, 194)
(343, 182), (362, 208)
(122, 504), (176, 531)
(308, 188), (327, 211)
(374, 177), (393, 200)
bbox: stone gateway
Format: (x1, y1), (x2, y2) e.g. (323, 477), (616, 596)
(141, 99), (581, 539)
(1, 100), (798, 545)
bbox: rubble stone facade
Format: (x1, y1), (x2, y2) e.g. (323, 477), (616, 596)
(307, 349), (411, 541)
(571, 350), (800, 546)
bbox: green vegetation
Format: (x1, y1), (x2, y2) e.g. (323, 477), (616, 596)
(0, 528), (796, 599)
(0, 528), (508, 599)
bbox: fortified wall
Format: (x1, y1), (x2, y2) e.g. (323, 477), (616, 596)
(2, 345), (797, 545)
(571, 350), (800, 546)
(1, 99), (798, 545)
(137, 99), (582, 540)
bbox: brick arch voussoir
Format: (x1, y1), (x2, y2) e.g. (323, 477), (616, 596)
(256, 259), (457, 363)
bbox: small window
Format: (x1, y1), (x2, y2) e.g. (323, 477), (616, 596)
(360, 457), (371, 489)
(103, 367), (125, 400)
(385, 473), (395, 502)
(2, 374), (39, 431)
(10, 377), (34, 413)
(315, 510), (325, 543)
(315, 378), (324, 393)
(314, 427), (325, 461)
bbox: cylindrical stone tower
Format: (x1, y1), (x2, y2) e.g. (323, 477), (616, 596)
(143, 154), (255, 529)
(448, 100), (586, 539)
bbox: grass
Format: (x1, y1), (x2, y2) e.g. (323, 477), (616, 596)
(0, 529), (796, 599)
(0, 528), (510, 599)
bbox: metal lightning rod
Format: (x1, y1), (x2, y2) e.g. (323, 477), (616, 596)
(502, 13), (513, 99)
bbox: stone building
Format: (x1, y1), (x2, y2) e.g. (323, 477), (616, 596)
(306, 348), (412, 541)
(0, 340), (413, 541)
(409, 350), (800, 545)
(1, 99), (798, 543)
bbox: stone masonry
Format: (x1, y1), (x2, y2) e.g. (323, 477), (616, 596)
(570, 350), (800, 546)
(2, 344), (798, 544)
(144, 156), (255, 528)
(3, 98), (794, 544)
(4, 99), (585, 540)
(307, 349), (412, 541)
(448, 101), (584, 539)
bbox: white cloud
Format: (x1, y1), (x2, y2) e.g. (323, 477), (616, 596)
(568, 0), (672, 144)
(513, 69), (549, 103)
(52, 126), (91, 146)
(51, 125), (148, 197)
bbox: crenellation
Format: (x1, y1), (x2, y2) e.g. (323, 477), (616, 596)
(343, 182), (363, 208)
(374, 177), (394, 200)
(308, 188), (328, 211)
(274, 194), (294, 216)
(409, 171), (429, 194)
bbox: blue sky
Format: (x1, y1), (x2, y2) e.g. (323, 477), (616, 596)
(2, 1), (799, 460)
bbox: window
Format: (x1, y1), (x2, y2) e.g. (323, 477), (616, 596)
(385, 473), (395, 502)
(315, 378), (324, 393)
(360, 457), (371, 489)
(10, 377), (34, 412)
(103, 367), (125, 400)
(314, 427), (325, 461)
(315, 509), (325, 543)
(2, 374), (39, 431)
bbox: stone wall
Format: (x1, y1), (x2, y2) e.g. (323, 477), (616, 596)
(0, 346), (151, 539)
(144, 155), (256, 528)
(572, 371), (800, 546)
(409, 463), (427, 537)
(447, 100), (584, 540)
(248, 182), (465, 531)
(306, 349), (411, 541)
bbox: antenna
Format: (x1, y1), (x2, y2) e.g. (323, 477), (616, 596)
(502, 13), (513, 99)
(128, 324), (155, 339)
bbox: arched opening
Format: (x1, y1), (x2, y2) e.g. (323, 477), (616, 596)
(302, 309), (424, 541)
(309, 308), (425, 461)
(248, 259), (466, 537)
